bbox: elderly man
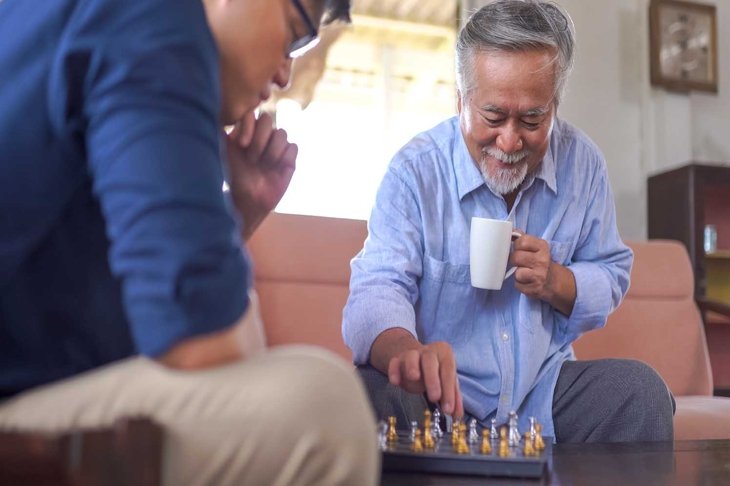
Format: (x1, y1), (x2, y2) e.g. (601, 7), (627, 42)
(344, 0), (674, 443)
(0, 0), (377, 484)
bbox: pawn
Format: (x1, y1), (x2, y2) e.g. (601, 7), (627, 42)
(523, 431), (535, 456)
(480, 429), (492, 455)
(423, 426), (435, 450)
(534, 423), (546, 451)
(468, 418), (479, 444)
(409, 421), (418, 443)
(498, 426), (510, 458)
(387, 416), (398, 443)
(451, 420), (462, 445)
(432, 408), (443, 438)
(377, 420), (388, 450)
(411, 429), (423, 452)
(490, 417), (498, 440)
(456, 436), (470, 454)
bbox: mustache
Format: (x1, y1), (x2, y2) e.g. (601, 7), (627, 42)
(482, 147), (529, 164)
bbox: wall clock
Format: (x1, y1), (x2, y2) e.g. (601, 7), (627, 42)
(649, 0), (718, 93)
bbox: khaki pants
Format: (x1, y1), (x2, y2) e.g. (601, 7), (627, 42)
(0, 346), (379, 486)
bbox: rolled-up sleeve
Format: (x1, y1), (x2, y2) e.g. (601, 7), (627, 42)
(560, 159), (633, 341)
(74, 0), (249, 356)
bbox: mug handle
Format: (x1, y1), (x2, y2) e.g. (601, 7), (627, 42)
(503, 231), (522, 280)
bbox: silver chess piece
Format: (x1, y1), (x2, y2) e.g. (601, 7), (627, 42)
(468, 418), (479, 444)
(378, 420), (388, 450)
(432, 408), (443, 439)
(490, 417), (498, 440)
(529, 416), (537, 443)
(508, 411), (521, 447)
(409, 420), (418, 442)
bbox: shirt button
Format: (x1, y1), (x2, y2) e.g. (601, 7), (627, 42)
(502, 333), (509, 341)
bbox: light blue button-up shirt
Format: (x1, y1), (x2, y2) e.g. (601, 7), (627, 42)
(343, 116), (632, 438)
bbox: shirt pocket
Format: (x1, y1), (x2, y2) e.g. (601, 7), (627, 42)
(549, 240), (572, 265)
(419, 255), (476, 345)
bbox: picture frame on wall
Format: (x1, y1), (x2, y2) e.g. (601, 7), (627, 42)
(649, 0), (718, 93)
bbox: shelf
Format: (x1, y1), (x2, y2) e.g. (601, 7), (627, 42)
(705, 250), (730, 260)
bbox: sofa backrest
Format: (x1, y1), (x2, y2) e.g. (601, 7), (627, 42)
(573, 240), (713, 397)
(247, 212), (368, 361)
(249, 214), (714, 397)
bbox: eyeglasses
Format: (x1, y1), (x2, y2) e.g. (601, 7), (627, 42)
(288, 0), (320, 58)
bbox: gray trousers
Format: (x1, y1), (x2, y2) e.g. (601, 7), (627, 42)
(358, 358), (675, 443)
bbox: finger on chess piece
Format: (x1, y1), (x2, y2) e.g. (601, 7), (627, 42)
(387, 416), (398, 443)
(412, 429), (423, 452)
(534, 423), (545, 451)
(523, 431), (535, 456)
(480, 429), (492, 455)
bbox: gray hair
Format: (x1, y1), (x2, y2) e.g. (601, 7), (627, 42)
(456, 0), (575, 106)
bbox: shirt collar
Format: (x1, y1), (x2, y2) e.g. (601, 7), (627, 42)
(452, 116), (559, 200)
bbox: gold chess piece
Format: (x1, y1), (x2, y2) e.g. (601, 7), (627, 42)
(387, 416), (398, 443)
(498, 425), (510, 458)
(480, 429), (492, 455)
(451, 420), (461, 446)
(411, 429), (423, 452)
(456, 436), (470, 454)
(534, 423), (545, 451)
(423, 410), (435, 449)
(523, 431), (535, 456)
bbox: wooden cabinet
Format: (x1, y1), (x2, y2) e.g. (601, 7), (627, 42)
(648, 163), (730, 395)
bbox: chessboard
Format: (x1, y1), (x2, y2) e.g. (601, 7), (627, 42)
(381, 431), (550, 478)
(380, 412), (550, 479)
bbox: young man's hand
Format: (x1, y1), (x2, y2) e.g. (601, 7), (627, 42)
(225, 111), (297, 240)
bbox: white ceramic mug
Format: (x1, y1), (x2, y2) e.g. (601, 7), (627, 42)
(469, 217), (521, 290)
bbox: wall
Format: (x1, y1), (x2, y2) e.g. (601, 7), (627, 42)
(558, 0), (729, 239)
(463, 0), (730, 239)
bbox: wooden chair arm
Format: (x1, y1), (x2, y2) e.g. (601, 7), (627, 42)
(0, 417), (163, 486)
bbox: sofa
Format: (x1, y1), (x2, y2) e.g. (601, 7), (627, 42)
(247, 212), (730, 440)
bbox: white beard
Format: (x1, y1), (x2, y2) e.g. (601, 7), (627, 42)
(478, 147), (530, 195)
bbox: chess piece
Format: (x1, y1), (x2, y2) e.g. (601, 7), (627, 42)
(534, 423), (546, 451)
(508, 411), (520, 447)
(423, 425), (435, 450)
(411, 429), (423, 452)
(409, 420), (418, 443)
(498, 426), (510, 458)
(456, 436), (470, 454)
(480, 429), (492, 455)
(432, 408), (443, 438)
(523, 431), (535, 456)
(468, 418), (479, 444)
(377, 420), (388, 450)
(387, 416), (398, 443)
(451, 420), (461, 446)
(529, 416), (537, 443)
(490, 417), (498, 440)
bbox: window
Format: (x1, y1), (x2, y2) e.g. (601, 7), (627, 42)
(273, 2), (458, 220)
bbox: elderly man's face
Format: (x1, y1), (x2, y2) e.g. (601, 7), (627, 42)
(458, 49), (556, 196)
(205, 0), (324, 124)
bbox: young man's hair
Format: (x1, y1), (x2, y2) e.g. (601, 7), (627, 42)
(322, 0), (351, 25)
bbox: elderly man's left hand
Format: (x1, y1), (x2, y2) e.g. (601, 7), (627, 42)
(510, 233), (577, 316)
(225, 110), (297, 241)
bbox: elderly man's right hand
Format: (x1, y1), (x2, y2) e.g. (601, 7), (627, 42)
(371, 328), (464, 418)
